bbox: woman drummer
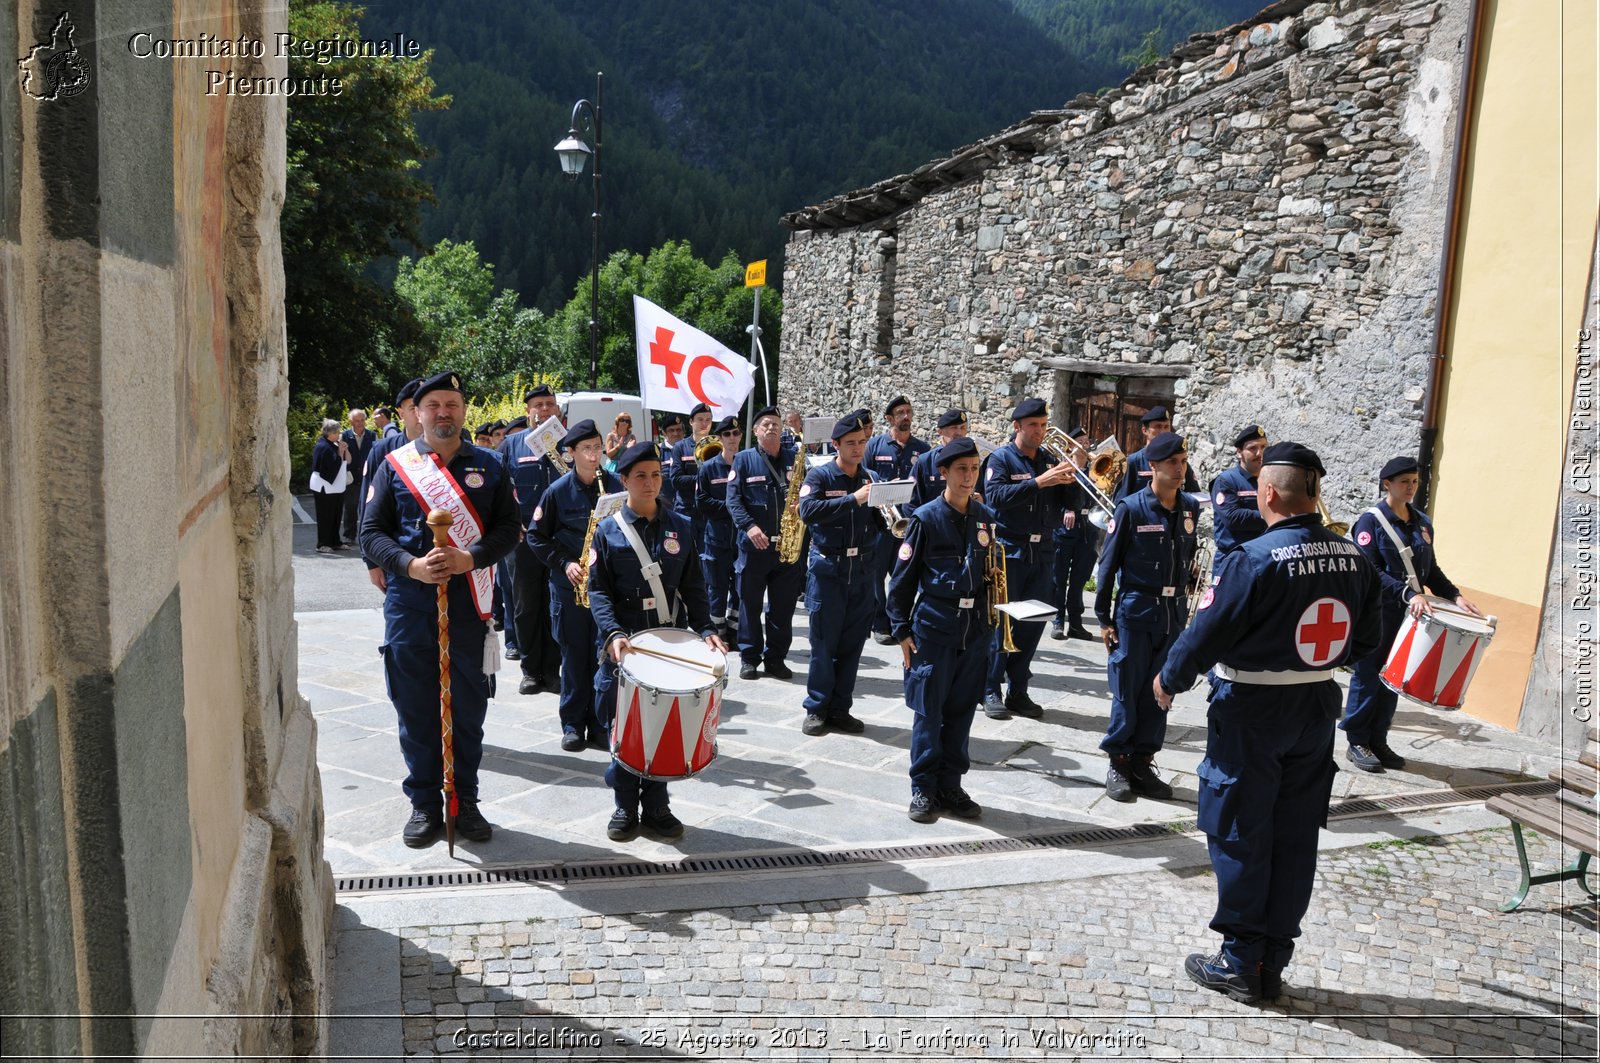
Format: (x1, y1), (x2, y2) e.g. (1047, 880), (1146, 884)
(1341, 456), (1481, 772)
(589, 441), (728, 842)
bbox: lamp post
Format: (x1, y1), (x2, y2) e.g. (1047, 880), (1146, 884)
(554, 71), (603, 391)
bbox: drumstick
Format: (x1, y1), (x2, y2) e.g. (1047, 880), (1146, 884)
(626, 644), (727, 678)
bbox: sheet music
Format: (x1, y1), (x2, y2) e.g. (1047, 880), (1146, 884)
(595, 490), (629, 522)
(867, 479), (916, 507)
(526, 416), (566, 462)
(995, 599), (1056, 622)
(802, 416), (835, 444)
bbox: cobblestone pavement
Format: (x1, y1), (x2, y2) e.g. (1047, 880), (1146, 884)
(376, 829), (1597, 1060)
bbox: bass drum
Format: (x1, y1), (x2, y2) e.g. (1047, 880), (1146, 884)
(1380, 598), (1497, 710)
(612, 627), (727, 781)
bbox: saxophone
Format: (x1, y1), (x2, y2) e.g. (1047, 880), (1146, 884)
(574, 504), (601, 607)
(776, 451), (807, 565)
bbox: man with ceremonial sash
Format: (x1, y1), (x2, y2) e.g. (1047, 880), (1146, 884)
(497, 384), (565, 696)
(529, 419), (622, 751)
(590, 442), (727, 841)
(361, 371), (519, 848)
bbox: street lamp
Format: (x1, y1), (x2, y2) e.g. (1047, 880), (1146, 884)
(555, 72), (603, 391)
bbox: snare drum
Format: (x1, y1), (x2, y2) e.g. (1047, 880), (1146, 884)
(612, 627), (727, 780)
(1380, 598), (1497, 710)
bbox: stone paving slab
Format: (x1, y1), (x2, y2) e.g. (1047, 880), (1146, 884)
(328, 829), (1598, 1061)
(299, 605), (1566, 877)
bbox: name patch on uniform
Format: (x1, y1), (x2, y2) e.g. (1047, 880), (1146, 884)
(1010, 474), (1031, 481)
(875, 455), (892, 462)
(465, 472), (485, 488)
(826, 490), (846, 498)
(748, 474), (767, 483)
(897, 542), (913, 561)
(712, 476), (731, 485)
(1136, 523), (1165, 533)
(1239, 489), (1258, 497)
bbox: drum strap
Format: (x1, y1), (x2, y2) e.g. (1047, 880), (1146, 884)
(611, 512), (674, 624)
(1364, 506), (1422, 597)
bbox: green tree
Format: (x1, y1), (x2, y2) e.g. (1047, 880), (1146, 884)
(1120, 25), (1165, 69)
(282, 0), (450, 400)
(394, 238), (495, 346)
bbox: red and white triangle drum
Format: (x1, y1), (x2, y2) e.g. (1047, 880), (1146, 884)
(1380, 596), (1498, 710)
(611, 627), (727, 781)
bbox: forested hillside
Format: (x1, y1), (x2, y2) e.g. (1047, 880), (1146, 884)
(357, 0), (1266, 311)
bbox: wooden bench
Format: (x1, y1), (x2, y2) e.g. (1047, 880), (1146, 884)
(1485, 725), (1600, 912)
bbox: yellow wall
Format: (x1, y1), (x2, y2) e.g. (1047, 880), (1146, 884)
(1432, 0), (1598, 728)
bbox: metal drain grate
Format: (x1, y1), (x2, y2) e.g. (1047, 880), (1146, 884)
(334, 779), (1554, 895)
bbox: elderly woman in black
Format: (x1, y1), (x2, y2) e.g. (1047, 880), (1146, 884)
(309, 418), (350, 552)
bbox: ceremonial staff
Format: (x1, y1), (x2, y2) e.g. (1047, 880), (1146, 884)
(425, 508), (459, 856)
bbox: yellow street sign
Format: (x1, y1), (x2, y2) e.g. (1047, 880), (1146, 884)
(744, 260), (767, 288)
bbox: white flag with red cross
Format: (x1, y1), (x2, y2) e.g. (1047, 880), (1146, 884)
(633, 296), (755, 418)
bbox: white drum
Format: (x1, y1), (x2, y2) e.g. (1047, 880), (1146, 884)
(1380, 598), (1497, 710)
(612, 627), (727, 780)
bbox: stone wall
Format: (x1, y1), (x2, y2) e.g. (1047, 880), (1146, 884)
(780, 0), (1465, 522)
(0, 1), (331, 1056)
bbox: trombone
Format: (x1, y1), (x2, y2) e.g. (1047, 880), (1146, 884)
(1040, 427), (1118, 529)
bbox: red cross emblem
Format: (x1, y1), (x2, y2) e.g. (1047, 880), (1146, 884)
(1295, 598), (1351, 666)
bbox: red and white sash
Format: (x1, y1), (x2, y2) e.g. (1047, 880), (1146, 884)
(387, 441), (495, 619)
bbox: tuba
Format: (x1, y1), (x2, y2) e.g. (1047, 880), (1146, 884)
(776, 451), (807, 565)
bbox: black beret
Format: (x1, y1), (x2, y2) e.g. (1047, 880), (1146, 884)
(1011, 397), (1047, 421)
(415, 370), (464, 402)
(1233, 424), (1267, 448)
(660, 413), (685, 428)
(1263, 441), (1327, 476)
(752, 406), (780, 424)
(475, 422), (496, 437)
(396, 378), (422, 405)
(1145, 431), (1186, 463)
(850, 407), (872, 423)
(1141, 405), (1171, 424)
(936, 408), (968, 429)
(524, 384), (555, 402)
(559, 419), (600, 451)
(1379, 455), (1419, 482)
(505, 416), (529, 431)
(1068, 427), (1087, 440)
(935, 437), (980, 468)
(713, 415), (741, 435)
(615, 441), (661, 474)
(884, 395), (911, 417)
(832, 412), (871, 441)
(688, 402), (711, 418)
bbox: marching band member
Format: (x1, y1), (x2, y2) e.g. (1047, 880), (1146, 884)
(656, 414), (688, 508)
(725, 407), (805, 682)
(909, 407), (971, 508)
(888, 437), (995, 823)
(866, 396), (931, 644)
(665, 402), (714, 518)
(529, 419), (622, 751)
(590, 442), (727, 841)
(1209, 425), (1270, 565)
(1114, 405), (1200, 502)
(1155, 442), (1380, 1003)
(497, 385), (564, 695)
(1341, 456), (1481, 772)
(696, 415), (744, 642)
(1050, 426), (1099, 642)
(980, 397), (1075, 720)
(796, 412), (880, 736)
(1094, 431), (1199, 802)
(360, 371), (519, 847)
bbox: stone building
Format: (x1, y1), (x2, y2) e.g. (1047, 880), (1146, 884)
(778, 0), (1596, 747)
(1, 1), (332, 1057)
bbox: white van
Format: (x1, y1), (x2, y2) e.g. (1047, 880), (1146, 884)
(560, 391), (660, 439)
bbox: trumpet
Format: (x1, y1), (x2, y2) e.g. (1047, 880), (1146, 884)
(985, 536), (1018, 653)
(694, 433), (723, 464)
(879, 503), (909, 539)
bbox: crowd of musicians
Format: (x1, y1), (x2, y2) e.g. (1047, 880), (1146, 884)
(358, 370), (1481, 1005)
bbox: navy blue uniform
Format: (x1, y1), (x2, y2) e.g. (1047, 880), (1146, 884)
(498, 431), (563, 685)
(1094, 487), (1200, 758)
(864, 433), (931, 635)
(663, 437), (703, 516)
(797, 460), (878, 720)
(695, 452), (740, 629)
(908, 445), (948, 509)
(589, 503), (715, 814)
(1159, 513), (1380, 980)
(1114, 444), (1200, 502)
(888, 497), (996, 796)
(1209, 464), (1267, 560)
(360, 440), (519, 813)
(1051, 478), (1099, 629)
(528, 467), (622, 739)
(359, 431), (413, 563)
(725, 444), (805, 669)
(1341, 501), (1461, 747)
(981, 441), (1066, 701)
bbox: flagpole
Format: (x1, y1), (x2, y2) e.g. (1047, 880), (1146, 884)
(745, 285), (761, 448)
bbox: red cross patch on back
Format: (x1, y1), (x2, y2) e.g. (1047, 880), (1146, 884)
(1295, 597), (1351, 667)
